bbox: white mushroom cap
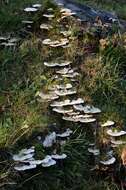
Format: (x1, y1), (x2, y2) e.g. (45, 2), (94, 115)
(79, 118), (96, 123)
(19, 147), (35, 155)
(101, 120), (115, 127)
(56, 68), (74, 75)
(36, 91), (59, 101)
(44, 61), (71, 67)
(50, 98), (84, 107)
(13, 153), (34, 161)
(111, 140), (126, 145)
(22, 20), (34, 24)
(40, 24), (52, 30)
(52, 107), (73, 114)
(43, 132), (56, 147)
(100, 157), (116, 165)
(14, 164), (36, 171)
(32, 4), (42, 8)
(51, 153), (67, 160)
(73, 104), (85, 111)
(55, 89), (76, 96)
(43, 14), (55, 18)
(42, 159), (56, 167)
(81, 105), (101, 114)
(107, 129), (126, 137)
(57, 128), (73, 138)
(24, 7), (38, 12)
(88, 148), (100, 156)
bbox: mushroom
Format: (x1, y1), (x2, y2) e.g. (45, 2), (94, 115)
(43, 132), (56, 148)
(32, 4), (42, 8)
(56, 68), (74, 75)
(56, 83), (73, 90)
(42, 158), (56, 167)
(50, 98), (84, 107)
(14, 164), (36, 171)
(74, 105), (101, 114)
(55, 89), (77, 96)
(22, 20), (34, 24)
(44, 61), (71, 67)
(88, 147), (100, 156)
(62, 72), (79, 78)
(35, 91), (59, 102)
(40, 24), (52, 30)
(51, 153), (67, 160)
(43, 14), (55, 19)
(24, 7), (38, 12)
(107, 129), (126, 137)
(52, 107), (73, 114)
(57, 128), (73, 138)
(101, 120), (115, 127)
(13, 147), (35, 161)
(100, 157), (116, 165)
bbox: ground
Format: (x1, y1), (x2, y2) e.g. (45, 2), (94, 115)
(0, 0), (126, 190)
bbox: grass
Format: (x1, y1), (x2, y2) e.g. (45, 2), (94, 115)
(0, 0), (126, 190)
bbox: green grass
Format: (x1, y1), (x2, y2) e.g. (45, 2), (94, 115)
(0, 0), (126, 190)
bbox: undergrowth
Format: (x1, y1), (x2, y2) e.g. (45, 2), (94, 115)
(0, 0), (126, 190)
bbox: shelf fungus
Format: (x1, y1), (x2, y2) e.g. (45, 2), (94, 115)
(57, 128), (73, 138)
(35, 91), (59, 102)
(55, 89), (77, 96)
(107, 129), (126, 137)
(22, 20), (34, 24)
(43, 14), (55, 19)
(100, 157), (116, 165)
(24, 7), (38, 12)
(52, 107), (73, 114)
(14, 164), (37, 171)
(63, 114), (95, 123)
(40, 24), (52, 30)
(51, 153), (67, 160)
(88, 147), (100, 156)
(56, 83), (73, 90)
(74, 105), (101, 114)
(43, 132), (56, 148)
(111, 140), (126, 145)
(101, 120), (115, 127)
(32, 4), (42, 8)
(13, 147), (35, 161)
(42, 38), (69, 47)
(50, 98), (84, 107)
(44, 61), (71, 67)
(62, 72), (79, 78)
(56, 68), (74, 75)
(42, 158), (56, 167)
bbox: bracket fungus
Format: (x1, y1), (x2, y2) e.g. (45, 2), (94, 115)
(40, 24), (52, 30)
(43, 132), (56, 148)
(101, 120), (115, 127)
(51, 153), (67, 160)
(50, 98), (84, 107)
(24, 7), (38, 12)
(74, 105), (101, 114)
(55, 89), (77, 96)
(36, 91), (59, 102)
(57, 128), (73, 138)
(44, 61), (71, 67)
(52, 107), (73, 114)
(107, 129), (126, 137)
(100, 157), (116, 165)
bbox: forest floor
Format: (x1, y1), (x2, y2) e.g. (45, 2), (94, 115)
(0, 0), (126, 190)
